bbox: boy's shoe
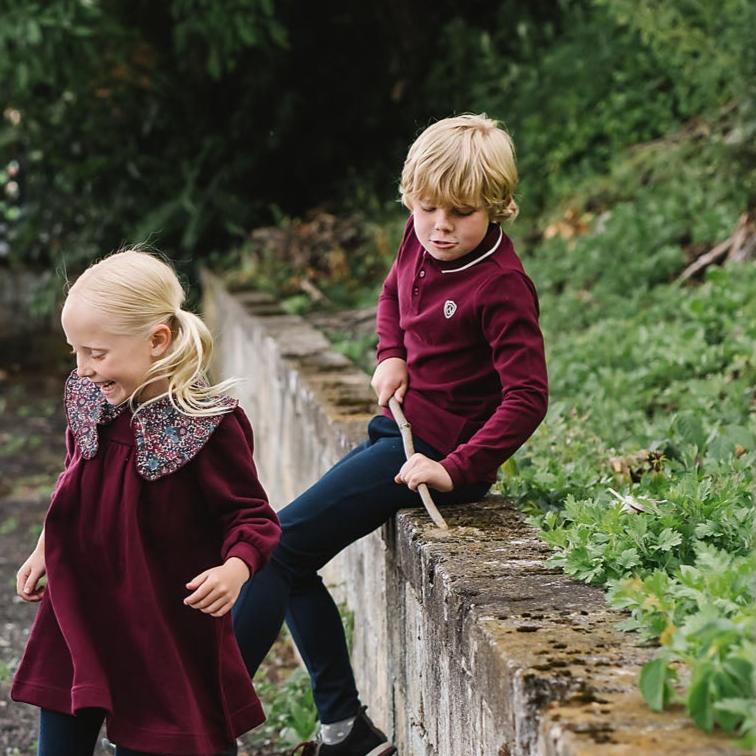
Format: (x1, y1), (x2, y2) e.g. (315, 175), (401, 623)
(291, 706), (397, 755)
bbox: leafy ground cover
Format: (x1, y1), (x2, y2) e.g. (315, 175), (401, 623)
(510, 258), (755, 744)
(496, 118), (755, 746)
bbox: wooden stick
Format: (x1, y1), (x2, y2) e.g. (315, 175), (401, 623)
(388, 397), (449, 530)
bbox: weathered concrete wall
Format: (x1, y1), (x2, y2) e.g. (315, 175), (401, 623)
(202, 272), (744, 756)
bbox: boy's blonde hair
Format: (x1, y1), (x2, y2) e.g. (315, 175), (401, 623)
(400, 113), (518, 222)
(67, 248), (236, 417)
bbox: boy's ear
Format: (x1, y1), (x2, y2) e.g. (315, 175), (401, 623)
(150, 323), (173, 356)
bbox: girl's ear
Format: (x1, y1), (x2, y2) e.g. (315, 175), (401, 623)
(150, 323), (173, 357)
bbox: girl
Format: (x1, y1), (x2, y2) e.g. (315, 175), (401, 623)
(12, 249), (281, 755)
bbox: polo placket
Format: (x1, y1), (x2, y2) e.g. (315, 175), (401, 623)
(411, 249), (428, 312)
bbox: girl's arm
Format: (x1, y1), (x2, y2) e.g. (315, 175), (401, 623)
(184, 555), (250, 618)
(17, 426), (76, 602)
(185, 407), (281, 617)
(16, 528), (45, 601)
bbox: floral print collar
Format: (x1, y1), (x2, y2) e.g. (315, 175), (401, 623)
(64, 370), (238, 481)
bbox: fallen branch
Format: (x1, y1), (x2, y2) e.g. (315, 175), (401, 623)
(388, 397), (449, 530)
(727, 214), (756, 262)
(677, 237), (733, 283)
(677, 212), (755, 283)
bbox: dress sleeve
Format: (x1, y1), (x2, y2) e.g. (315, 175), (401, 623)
(376, 216), (414, 363)
(193, 407), (281, 575)
(50, 426), (78, 501)
(440, 272), (549, 488)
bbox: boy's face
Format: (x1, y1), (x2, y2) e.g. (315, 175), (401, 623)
(413, 200), (490, 261)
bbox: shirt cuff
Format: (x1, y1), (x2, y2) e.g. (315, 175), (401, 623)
(225, 542), (264, 577)
(439, 457), (466, 490)
(376, 347), (407, 362)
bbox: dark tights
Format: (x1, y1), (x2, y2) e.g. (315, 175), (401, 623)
(38, 708), (152, 755)
(37, 708), (237, 756)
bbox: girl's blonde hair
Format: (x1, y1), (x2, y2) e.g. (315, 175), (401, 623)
(400, 113), (518, 223)
(67, 248), (236, 417)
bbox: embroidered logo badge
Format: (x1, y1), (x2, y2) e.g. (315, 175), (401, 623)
(443, 300), (457, 319)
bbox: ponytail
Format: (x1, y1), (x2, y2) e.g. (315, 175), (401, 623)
(134, 308), (239, 418)
(67, 248), (239, 418)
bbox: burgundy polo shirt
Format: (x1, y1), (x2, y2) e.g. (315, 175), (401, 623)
(376, 217), (548, 488)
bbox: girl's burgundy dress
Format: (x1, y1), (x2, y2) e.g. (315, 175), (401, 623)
(11, 372), (281, 754)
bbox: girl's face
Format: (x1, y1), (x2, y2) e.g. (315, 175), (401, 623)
(412, 200), (490, 261)
(61, 297), (171, 405)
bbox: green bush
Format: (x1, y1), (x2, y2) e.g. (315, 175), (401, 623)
(0, 0), (286, 270)
(422, 0), (755, 215)
(4, 1), (754, 277)
(499, 117), (755, 741)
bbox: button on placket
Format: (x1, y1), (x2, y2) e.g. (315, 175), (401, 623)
(412, 259), (425, 311)
(413, 262), (424, 298)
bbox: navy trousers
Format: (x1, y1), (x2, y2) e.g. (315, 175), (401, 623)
(38, 708), (237, 755)
(38, 708), (150, 756)
(232, 415), (489, 723)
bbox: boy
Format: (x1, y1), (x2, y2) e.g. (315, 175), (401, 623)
(232, 114), (548, 756)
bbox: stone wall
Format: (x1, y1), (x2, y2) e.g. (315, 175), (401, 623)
(202, 272), (744, 756)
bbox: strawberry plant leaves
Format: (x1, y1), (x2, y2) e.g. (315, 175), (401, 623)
(639, 657), (676, 711)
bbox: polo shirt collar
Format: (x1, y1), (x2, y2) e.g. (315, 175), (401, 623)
(425, 223), (503, 273)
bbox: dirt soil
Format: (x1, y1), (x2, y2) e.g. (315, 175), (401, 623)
(0, 335), (295, 755)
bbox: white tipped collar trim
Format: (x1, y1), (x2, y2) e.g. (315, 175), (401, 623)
(438, 229), (503, 273)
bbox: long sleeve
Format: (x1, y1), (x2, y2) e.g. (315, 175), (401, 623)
(376, 217), (415, 363)
(440, 272), (549, 487)
(50, 426), (78, 502)
(376, 261), (406, 362)
(194, 407), (281, 575)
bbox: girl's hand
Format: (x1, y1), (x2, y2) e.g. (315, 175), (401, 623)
(395, 453), (453, 493)
(184, 557), (251, 618)
(17, 548), (46, 602)
(371, 357), (408, 406)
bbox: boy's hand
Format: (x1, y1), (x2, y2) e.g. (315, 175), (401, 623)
(395, 453), (453, 493)
(16, 547), (46, 602)
(371, 357), (408, 406)
(185, 557), (251, 618)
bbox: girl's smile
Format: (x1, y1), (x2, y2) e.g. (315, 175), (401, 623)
(61, 296), (171, 405)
